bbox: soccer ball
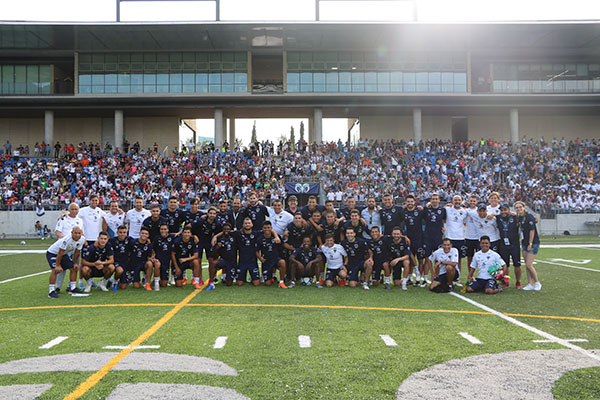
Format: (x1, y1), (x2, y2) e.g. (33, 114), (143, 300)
(302, 277), (312, 286)
(20, 240), (26, 245)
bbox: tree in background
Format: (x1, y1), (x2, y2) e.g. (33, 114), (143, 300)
(290, 126), (295, 151)
(251, 120), (258, 144)
(299, 121), (305, 143)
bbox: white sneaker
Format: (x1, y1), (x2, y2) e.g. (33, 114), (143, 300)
(84, 281), (93, 293)
(99, 282), (108, 292)
(415, 272), (421, 282)
(169, 275), (175, 286)
(533, 282), (542, 291)
(402, 281), (407, 291)
(154, 282), (160, 291)
(419, 280), (428, 288)
(522, 284), (535, 291)
(454, 281), (464, 288)
(362, 283), (370, 290)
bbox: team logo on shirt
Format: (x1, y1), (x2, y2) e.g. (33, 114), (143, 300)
(413, 211), (418, 216)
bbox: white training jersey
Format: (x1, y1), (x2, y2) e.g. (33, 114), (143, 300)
(475, 215), (500, 242)
(47, 234), (85, 257)
(103, 212), (126, 237)
(55, 215), (83, 237)
(429, 247), (458, 274)
(267, 207), (294, 236)
(470, 249), (505, 280)
(126, 208), (152, 239)
(445, 207), (468, 240)
(464, 208), (480, 240)
(320, 244), (347, 270)
(487, 205), (500, 217)
(78, 206), (106, 241)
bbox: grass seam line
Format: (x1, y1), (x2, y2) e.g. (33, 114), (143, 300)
(449, 292), (600, 362)
(62, 280), (211, 400)
(537, 259), (600, 273)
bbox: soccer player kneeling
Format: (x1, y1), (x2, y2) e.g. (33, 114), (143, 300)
(171, 226), (202, 289)
(46, 226), (85, 298)
(320, 233), (348, 287)
(289, 236), (324, 288)
(428, 238), (459, 293)
(80, 231), (115, 292)
(466, 236), (505, 295)
(341, 227), (373, 290)
(119, 227), (154, 290)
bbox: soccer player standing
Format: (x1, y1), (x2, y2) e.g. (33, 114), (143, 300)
(444, 195), (468, 286)
(496, 204), (522, 288)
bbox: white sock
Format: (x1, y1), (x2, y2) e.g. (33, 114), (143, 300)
(193, 277), (199, 284)
(154, 277), (159, 284)
(414, 266), (420, 275)
(280, 280), (284, 284)
(78, 278), (84, 286)
(69, 281), (76, 290)
(384, 276), (391, 284)
(100, 279), (106, 285)
(402, 278), (408, 284)
(49, 284), (55, 293)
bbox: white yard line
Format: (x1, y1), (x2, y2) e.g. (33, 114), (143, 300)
(298, 335), (311, 348)
(539, 244), (600, 248)
(0, 250), (47, 253)
(0, 270), (50, 284)
(458, 332), (482, 344)
(102, 345), (161, 350)
(450, 292), (600, 362)
(533, 339), (588, 343)
(213, 336), (228, 349)
(538, 259), (600, 273)
(379, 334), (398, 347)
(38, 336), (69, 349)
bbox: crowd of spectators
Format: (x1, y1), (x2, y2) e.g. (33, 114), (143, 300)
(1, 136), (599, 217)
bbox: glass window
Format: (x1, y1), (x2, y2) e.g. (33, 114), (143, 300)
(79, 74), (91, 86)
(403, 72), (415, 92)
(313, 72), (325, 92)
(300, 72), (312, 84)
(234, 73), (247, 85)
(91, 74), (104, 86)
(105, 74), (118, 86)
(428, 72), (441, 92)
(377, 72), (390, 92)
(26, 65), (38, 94)
(364, 72), (377, 92)
(14, 65), (26, 93)
(326, 71), (338, 92)
(338, 72), (351, 92)
(351, 71), (364, 92)
(287, 73), (299, 85)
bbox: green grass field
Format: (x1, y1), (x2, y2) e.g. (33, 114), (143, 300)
(0, 238), (599, 399)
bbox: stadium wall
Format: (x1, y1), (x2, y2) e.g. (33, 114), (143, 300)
(0, 117), (179, 153)
(0, 211), (64, 238)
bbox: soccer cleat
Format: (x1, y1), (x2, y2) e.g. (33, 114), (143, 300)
(182, 278), (188, 286)
(48, 290), (59, 299)
(419, 280), (428, 288)
(154, 282), (160, 291)
(112, 283), (118, 291)
(84, 281), (93, 293)
(206, 283), (215, 291)
(68, 287), (83, 294)
(516, 281), (523, 289)
(90, 280), (98, 288)
(279, 282), (288, 289)
(194, 282), (202, 289)
(522, 284), (535, 291)
(454, 281), (464, 288)
(144, 283), (152, 291)
(533, 282), (542, 291)
(55, 288), (61, 294)
(288, 281), (296, 288)
(448, 285), (454, 292)
(141, 273), (147, 285)
(99, 282), (108, 292)
(198, 280), (205, 286)
(319, 280), (325, 286)
(401, 281), (407, 291)
(384, 283), (391, 290)
(168, 275), (175, 286)
(316, 281), (323, 289)
(338, 279), (346, 287)
(362, 282), (369, 290)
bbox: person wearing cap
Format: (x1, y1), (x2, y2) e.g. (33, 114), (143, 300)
(496, 204), (522, 289)
(474, 203), (501, 252)
(285, 195), (299, 215)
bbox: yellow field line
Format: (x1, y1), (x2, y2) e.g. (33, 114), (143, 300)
(62, 281), (209, 400)
(2, 301), (599, 324)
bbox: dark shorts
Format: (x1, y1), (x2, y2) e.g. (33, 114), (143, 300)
(326, 267), (344, 282)
(371, 260), (388, 281)
(88, 265), (108, 278)
(261, 257), (283, 280)
(432, 269), (460, 292)
(156, 256), (171, 281)
(409, 239), (427, 260)
(465, 239), (480, 258)
(392, 260), (407, 280)
(120, 262), (144, 284)
(424, 237), (443, 257)
(46, 252), (74, 270)
(114, 261), (127, 270)
(450, 239), (468, 259)
(238, 262), (260, 282)
(522, 243), (540, 255)
(197, 240), (213, 260)
(348, 261), (365, 282)
(490, 240), (501, 252)
(217, 258), (237, 282)
(499, 245), (521, 267)
(175, 260), (193, 280)
(468, 278), (498, 292)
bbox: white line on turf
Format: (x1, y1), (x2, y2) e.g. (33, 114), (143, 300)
(38, 336), (69, 349)
(213, 336), (228, 349)
(539, 244), (600, 248)
(458, 332), (482, 344)
(0, 270), (50, 284)
(379, 335), (398, 347)
(538, 259), (600, 273)
(298, 335), (311, 348)
(0, 250), (46, 253)
(102, 345), (161, 350)
(450, 292), (600, 362)
(533, 339), (589, 343)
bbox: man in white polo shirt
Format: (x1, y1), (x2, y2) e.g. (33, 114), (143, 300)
(46, 226), (85, 298)
(125, 196), (151, 239)
(266, 199), (293, 236)
(320, 233), (348, 287)
(54, 203), (83, 293)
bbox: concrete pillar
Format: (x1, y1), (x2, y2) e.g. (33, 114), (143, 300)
(229, 118), (236, 147)
(412, 108), (422, 144)
(114, 110), (123, 152)
(510, 108), (519, 145)
(313, 108), (322, 144)
(223, 115), (228, 147)
(44, 110), (54, 149)
(308, 117), (314, 144)
(214, 109), (223, 148)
